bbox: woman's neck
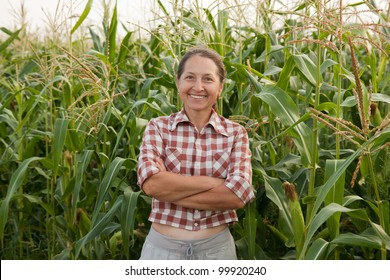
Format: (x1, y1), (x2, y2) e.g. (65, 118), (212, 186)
(184, 108), (212, 131)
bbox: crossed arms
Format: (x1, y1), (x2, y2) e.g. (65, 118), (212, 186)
(137, 119), (254, 211)
(142, 158), (244, 211)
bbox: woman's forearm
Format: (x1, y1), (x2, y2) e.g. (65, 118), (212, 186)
(142, 157), (248, 210)
(142, 171), (224, 202)
(173, 184), (244, 211)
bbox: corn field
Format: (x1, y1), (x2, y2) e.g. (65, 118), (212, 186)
(0, 0), (389, 260)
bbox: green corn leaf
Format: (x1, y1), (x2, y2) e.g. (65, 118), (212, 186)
(379, 201), (390, 235)
(0, 28), (21, 52)
(182, 17), (203, 31)
(332, 232), (387, 250)
(0, 157), (41, 245)
(141, 77), (160, 97)
(0, 107), (18, 130)
(131, 98), (165, 116)
(246, 69), (263, 93)
(71, 0), (93, 35)
(255, 84), (313, 166)
(156, 0), (171, 20)
(111, 112), (134, 159)
(301, 203), (369, 259)
(262, 173), (294, 246)
(75, 196), (123, 258)
(293, 54), (322, 87)
(203, 8), (217, 31)
(257, 85), (300, 125)
(52, 118), (70, 177)
(121, 189), (141, 259)
(369, 221), (390, 250)
(342, 94), (390, 107)
(304, 238), (330, 260)
(89, 27), (103, 52)
(117, 31), (133, 65)
(108, 3), (118, 64)
(92, 157), (129, 225)
(16, 76), (66, 132)
(72, 150), (95, 222)
(320, 59), (338, 74)
(343, 195), (364, 206)
(22, 194), (55, 217)
(88, 49), (108, 63)
(324, 159), (346, 239)
(244, 202), (257, 260)
(263, 65), (282, 76)
(310, 127), (390, 225)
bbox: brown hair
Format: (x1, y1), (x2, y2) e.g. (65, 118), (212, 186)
(176, 46), (226, 83)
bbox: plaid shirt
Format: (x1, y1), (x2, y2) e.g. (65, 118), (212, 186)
(137, 108), (255, 231)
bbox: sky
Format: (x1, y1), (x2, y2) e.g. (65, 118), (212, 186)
(0, 0), (156, 33)
(0, 0), (387, 37)
(0, 0), (222, 39)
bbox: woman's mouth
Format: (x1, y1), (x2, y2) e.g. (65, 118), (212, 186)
(189, 94), (206, 99)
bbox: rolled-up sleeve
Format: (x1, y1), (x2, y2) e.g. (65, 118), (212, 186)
(137, 119), (163, 189)
(224, 125), (255, 205)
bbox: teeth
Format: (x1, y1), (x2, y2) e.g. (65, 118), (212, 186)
(190, 95), (206, 99)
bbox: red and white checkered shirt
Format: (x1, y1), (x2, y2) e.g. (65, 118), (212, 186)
(137, 108), (255, 231)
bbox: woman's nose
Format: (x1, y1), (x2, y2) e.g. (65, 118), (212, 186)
(193, 79), (204, 91)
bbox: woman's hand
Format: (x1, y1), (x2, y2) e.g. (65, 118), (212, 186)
(154, 157), (167, 172)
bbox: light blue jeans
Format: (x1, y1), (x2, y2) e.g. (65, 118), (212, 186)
(139, 226), (237, 260)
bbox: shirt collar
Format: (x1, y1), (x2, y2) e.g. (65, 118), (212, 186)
(170, 108), (229, 136)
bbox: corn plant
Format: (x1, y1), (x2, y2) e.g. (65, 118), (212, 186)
(0, 0), (389, 260)
(252, 0), (390, 259)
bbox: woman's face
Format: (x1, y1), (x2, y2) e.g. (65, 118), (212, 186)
(176, 55), (223, 116)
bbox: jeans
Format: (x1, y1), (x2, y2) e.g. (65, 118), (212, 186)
(139, 226), (237, 260)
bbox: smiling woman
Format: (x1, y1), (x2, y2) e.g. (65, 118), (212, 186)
(176, 49), (224, 130)
(137, 46), (255, 260)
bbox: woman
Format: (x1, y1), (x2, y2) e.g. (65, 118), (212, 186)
(137, 46), (255, 260)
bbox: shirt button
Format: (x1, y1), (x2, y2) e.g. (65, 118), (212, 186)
(194, 210), (200, 219)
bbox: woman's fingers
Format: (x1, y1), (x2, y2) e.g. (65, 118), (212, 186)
(154, 158), (167, 172)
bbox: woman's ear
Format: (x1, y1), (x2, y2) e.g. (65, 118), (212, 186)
(218, 82), (224, 97)
(175, 77), (180, 89)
